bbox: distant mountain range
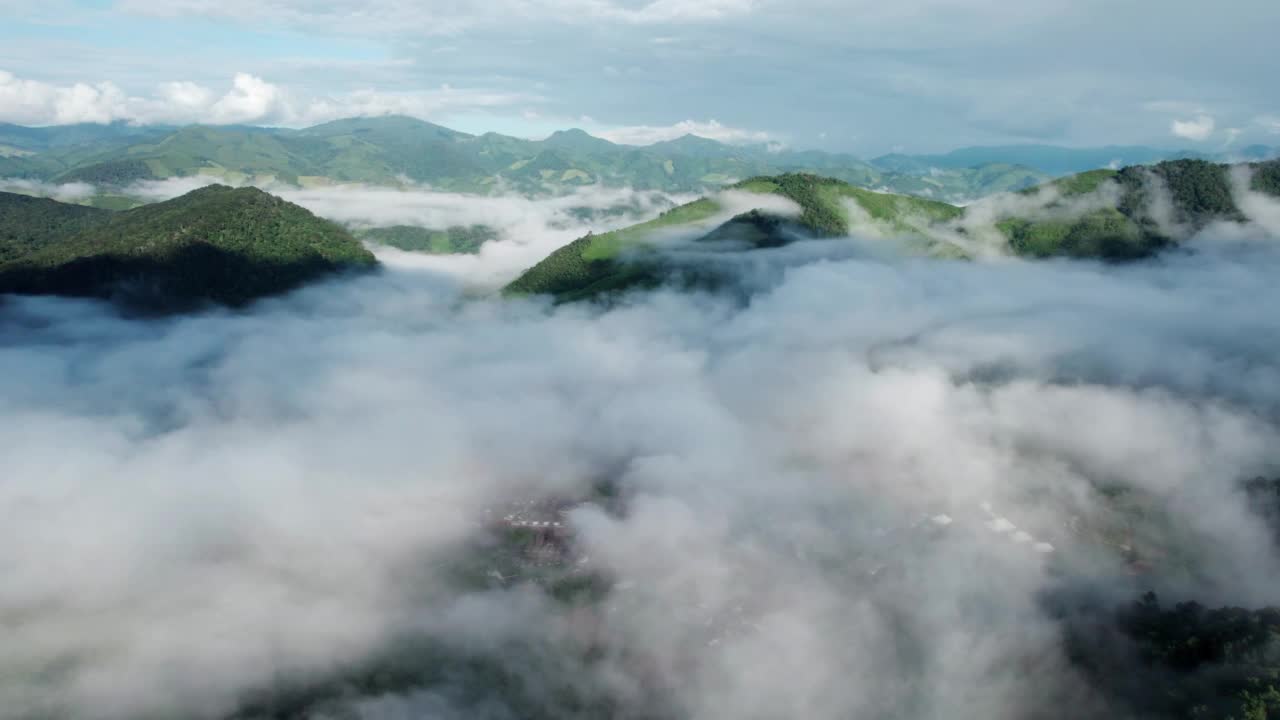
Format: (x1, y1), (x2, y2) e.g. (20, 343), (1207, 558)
(873, 143), (1278, 177)
(3, 118), (1273, 207)
(0, 116), (1052, 203)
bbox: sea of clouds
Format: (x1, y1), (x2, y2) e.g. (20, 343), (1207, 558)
(1, 179), (1280, 719)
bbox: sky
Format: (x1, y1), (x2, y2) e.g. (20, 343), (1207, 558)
(2, 0), (1279, 155)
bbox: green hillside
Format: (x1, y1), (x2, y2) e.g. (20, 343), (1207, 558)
(0, 185), (376, 310)
(358, 224), (498, 254)
(506, 159), (1280, 302)
(999, 158), (1278, 260)
(0, 192), (113, 264)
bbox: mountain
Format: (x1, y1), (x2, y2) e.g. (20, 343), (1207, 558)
(505, 173), (963, 300)
(505, 159), (1280, 302)
(646, 133), (745, 159)
(872, 143), (1279, 177)
(542, 128), (619, 154)
(0, 116), (1050, 202)
(999, 159), (1279, 259)
(0, 185), (375, 310)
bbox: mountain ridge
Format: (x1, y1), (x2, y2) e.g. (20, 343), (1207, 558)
(505, 159), (1280, 301)
(0, 115), (1052, 202)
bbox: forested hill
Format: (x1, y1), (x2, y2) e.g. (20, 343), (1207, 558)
(0, 185), (376, 310)
(0, 192), (113, 264)
(505, 159), (1280, 302)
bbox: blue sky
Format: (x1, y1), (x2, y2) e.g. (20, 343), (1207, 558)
(2, 0), (1278, 154)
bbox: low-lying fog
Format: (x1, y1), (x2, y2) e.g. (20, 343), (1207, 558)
(1, 182), (1279, 719)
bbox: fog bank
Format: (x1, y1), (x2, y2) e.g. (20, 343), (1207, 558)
(1, 219), (1279, 719)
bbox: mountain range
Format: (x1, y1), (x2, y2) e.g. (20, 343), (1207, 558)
(5, 117), (1273, 208)
(873, 143), (1278, 176)
(0, 116), (1051, 203)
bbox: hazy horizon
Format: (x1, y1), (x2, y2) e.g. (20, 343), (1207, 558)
(4, 1), (1279, 154)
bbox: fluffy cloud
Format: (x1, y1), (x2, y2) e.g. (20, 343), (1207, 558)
(596, 119), (773, 145)
(1171, 114), (1216, 141)
(0, 70), (128, 125)
(0, 70), (531, 127)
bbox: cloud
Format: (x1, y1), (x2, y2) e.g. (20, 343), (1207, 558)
(117, 175), (691, 288)
(2, 188), (1280, 718)
(0, 70), (128, 125)
(596, 119), (773, 145)
(4, 0), (1280, 154)
(0, 177), (96, 202)
(1171, 115), (1216, 141)
(0, 70), (533, 127)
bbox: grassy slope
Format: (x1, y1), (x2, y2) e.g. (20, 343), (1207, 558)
(0, 185), (376, 308)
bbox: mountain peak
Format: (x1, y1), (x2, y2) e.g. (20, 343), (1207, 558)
(298, 114), (472, 140)
(543, 128), (614, 150)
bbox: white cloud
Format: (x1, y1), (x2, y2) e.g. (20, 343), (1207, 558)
(0, 177), (96, 202)
(0, 70), (128, 125)
(1171, 114), (1216, 141)
(597, 119), (772, 146)
(207, 73), (282, 124)
(0, 70), (532, 127)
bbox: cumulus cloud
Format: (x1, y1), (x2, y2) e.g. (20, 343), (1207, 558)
(0, 70), (129, 125)
(2, 192), (1280, 719)
(596, 119), (773, 146)
(0, 70), (532, 127)
(1171, 114), (1216, 141)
